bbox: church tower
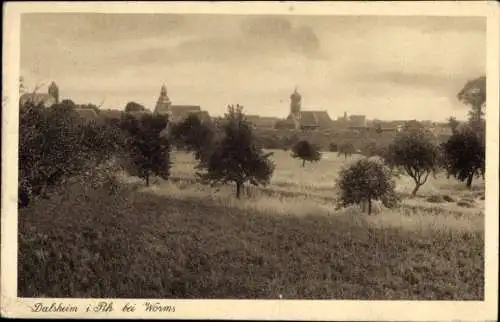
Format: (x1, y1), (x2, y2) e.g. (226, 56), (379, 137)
(154, 84), (172, 115)
(48, 81), (59, 104)
(290, 87), (301, 119)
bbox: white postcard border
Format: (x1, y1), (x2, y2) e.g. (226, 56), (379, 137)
(2, 2), (499, 320)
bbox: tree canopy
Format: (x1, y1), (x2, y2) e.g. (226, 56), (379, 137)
(291, 140), (321, 167)
(197, 104), (275, 198)
(385, 129), (439, 196)
(120, 114), (171, 186)
(124, 101), (147, 113)
(336, 158), (399, 214)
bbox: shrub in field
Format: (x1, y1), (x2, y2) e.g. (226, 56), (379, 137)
(197, 104), (275, 199)
(442, 195), (455, 202)
(335, 158), (399, 215)
(385, 129), (439, 196)
(120, 114), (172, 186)
(291, 140), (321, 167)
(457, 198), (476, 208)
(18, 101), (126, 207)
(426, 195), (445, 203)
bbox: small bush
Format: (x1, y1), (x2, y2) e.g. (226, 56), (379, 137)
(426, 195), (445, 203)
(442, 195), (455, 202)
(457, 198), (476, 208)
(335, 158), (400, 215)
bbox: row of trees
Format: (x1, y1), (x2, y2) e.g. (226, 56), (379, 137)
(18, 75), (485, 213)
(279, 75), (486, 203)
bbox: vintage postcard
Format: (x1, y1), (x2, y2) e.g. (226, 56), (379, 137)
(2, 1), (499, 320)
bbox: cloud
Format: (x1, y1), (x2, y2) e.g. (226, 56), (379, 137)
(19, 14), (485, 120)
(240, 16), (320, 56)
(352, 71), (462, 92)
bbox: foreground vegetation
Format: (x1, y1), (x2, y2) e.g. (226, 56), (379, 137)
(19, 150), (484, 299)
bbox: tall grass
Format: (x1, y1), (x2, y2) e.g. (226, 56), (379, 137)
(18, 150), (484, 299)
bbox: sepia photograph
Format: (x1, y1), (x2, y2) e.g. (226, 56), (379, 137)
(2, 1), (499, 320)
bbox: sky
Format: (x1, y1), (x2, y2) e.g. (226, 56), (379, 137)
(20, 13), (486, 121)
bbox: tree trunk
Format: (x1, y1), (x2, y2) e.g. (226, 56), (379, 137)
(145, 174), (150, 187)
(466, 172), (474, 189)
(302, 159), (305, 167)
(411, 183), (421, 197)
(236, 181), (242, 199)
(368, 199), (372, 215)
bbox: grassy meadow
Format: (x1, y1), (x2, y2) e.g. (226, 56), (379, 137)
(18, 149), (484, 299)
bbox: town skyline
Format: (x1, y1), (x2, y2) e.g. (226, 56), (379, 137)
(21, 13), (485, 121)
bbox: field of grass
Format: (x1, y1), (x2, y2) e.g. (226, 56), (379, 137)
(18, 150), (484, 299)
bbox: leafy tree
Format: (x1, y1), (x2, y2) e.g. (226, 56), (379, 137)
(197, 104), (275, 199)
(172, 113), (215, 163)
(440, 75), (486, 188)
(457, 75), (486, 128)
(60, 99), (76, 110)
(120, 114), (171, 186)
(442, 124), (485, 189)
(336, 158), (399, 214)
(385, 129), (439, 196)
(18, 101), (125, 207)
(291, 140), (321, 167)
(374, 123), (383, 134)
(124, 101), (147, 113)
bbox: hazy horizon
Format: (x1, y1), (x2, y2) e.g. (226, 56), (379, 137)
(20, 13), (486, 121)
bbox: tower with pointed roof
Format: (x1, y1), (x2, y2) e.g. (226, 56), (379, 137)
(48, 81), (59, 104)
(154, 84), (172, 116)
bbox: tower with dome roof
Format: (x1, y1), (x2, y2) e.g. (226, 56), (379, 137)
(290, 87), (301, 120)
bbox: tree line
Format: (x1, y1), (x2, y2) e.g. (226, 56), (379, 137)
(18, 76), (485, 214)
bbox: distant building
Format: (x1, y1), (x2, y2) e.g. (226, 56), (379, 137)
(153, 84), (210, 124)
(275, 88), (334, 131)
(169, 105), (202, 123)
(19, 81), (59, 108)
